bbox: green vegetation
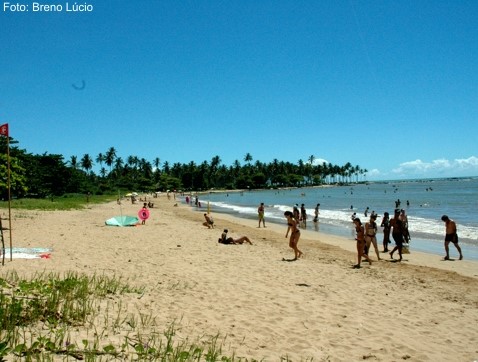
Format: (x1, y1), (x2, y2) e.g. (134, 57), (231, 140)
(0, 272), (243, 361)
(2, 194), (117, 211)
(1, 136), (367, 200)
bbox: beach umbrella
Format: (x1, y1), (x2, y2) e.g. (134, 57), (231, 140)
(105, 215), (139, 227)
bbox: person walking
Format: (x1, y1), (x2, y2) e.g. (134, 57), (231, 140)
(365, 214), (381, 260)
(441, 215), (463, 260)
(381, 212), (391, 252)
(389, 209), (404, 261)
(284, 211), (303, 260)
(353, 218), (372, 268)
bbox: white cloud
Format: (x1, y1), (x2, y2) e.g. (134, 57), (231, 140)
(311, 158), (329, 166)
(391, 156), (478, 178)
(367, 169), (381, 177)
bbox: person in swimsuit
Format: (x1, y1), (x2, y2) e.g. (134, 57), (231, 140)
(389, 209), (404, 261)
(284, 211), (303, 260)
(300, 204), (307, 228)
(381, 212), (391, 252)
(257, 202), (266, 228)
(218, 229), (253, 245)
(364, 214), (381, 260)
(313, 203), (320, 222)
(203, 213), (214, 229)
(441, 215), (463, 260)
(353, 218), (372, 268)
(400, 209), (411, 243)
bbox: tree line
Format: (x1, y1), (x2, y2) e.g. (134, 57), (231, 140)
(1, 137), (367, 199)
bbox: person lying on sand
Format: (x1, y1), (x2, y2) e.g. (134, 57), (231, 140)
(218, 229), (253, 245)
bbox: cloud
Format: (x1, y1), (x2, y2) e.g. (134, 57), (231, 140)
(311, 158), (329, 166)
(391, 156), (478, 177)
(367, 169), (381, 177)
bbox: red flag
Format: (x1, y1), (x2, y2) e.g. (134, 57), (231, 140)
(0, 123), (8, 137)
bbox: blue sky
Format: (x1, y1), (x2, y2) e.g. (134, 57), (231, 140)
(1, 0), (477, 181)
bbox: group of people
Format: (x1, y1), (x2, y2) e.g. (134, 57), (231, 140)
(259, 202), (310, 261)
(351, 208), (463, 268)
(203, 199), (464, 265)
(261, 202), (320, 230)
(352, 208), (412, 268)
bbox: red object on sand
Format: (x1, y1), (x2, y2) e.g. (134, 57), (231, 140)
(138, 208), (150, 221)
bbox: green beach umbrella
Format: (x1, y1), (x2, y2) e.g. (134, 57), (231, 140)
(105, 215), (139, 227)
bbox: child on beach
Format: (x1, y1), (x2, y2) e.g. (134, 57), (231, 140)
(353, 218), (372, 268)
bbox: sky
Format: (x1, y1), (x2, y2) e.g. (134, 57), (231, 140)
(1, 0), (477, 181)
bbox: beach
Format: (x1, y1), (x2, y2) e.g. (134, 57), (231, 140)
(1, 194), (478, 361)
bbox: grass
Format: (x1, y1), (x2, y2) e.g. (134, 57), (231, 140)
(0, 271), (249, 361)
(0, 194), (118, 211)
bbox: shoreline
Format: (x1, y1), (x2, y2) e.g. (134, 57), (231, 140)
(1, 196), (477, 360)
(183, 202), (478, 279)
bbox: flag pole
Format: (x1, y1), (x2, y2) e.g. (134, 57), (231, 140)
(0, 123), (12, 261)
(6, 132), (12, 261)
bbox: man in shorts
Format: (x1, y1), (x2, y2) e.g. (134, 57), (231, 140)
(441, 215), (463, 260)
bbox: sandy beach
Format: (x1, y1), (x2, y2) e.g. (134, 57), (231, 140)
(1, 194), (477, 361)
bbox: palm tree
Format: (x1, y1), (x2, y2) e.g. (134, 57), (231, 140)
(244, 153), (253, 165)
(69, 155), (78, 169)
(162, 161), (170, 175)
(96, 153), (105, 171)
(80, 154), (93, 174)
(153, 157), (161, 171)
(307, 155), (315, 185)
(105, 147), (117, 174)
(209, 155), (221, 188)
(114, 157), (124, 172)
(308, 154), (315, 165)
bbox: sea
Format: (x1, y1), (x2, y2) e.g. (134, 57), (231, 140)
(186, 177), (478, 261)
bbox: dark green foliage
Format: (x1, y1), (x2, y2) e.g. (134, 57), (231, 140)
(1, 137), (367, 200)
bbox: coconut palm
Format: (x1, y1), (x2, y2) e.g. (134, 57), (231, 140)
(105, 147), (117, 174)
(80, 154), (93, 174)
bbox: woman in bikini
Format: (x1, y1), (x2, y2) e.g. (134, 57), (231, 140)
(365, 214), (381, 260)
(353, 218), (372, 268)
(284, 211), (303, 260)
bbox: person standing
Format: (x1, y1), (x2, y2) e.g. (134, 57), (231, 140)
(389, 209), (404, 261)
(284, 211), (303, 260)
(258, 202), (266, 228)
(300, 203), (307, 228)
(364, 207), (370, 217)
(365, 214), (381, 260)
(381, 212), (391, 252)
(441, 215), (463, 260)
(400, 209), (411, 243)
(140, 203), (148, 225)
(313, 203), (320, 222)
(353, 218), (372, 268)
